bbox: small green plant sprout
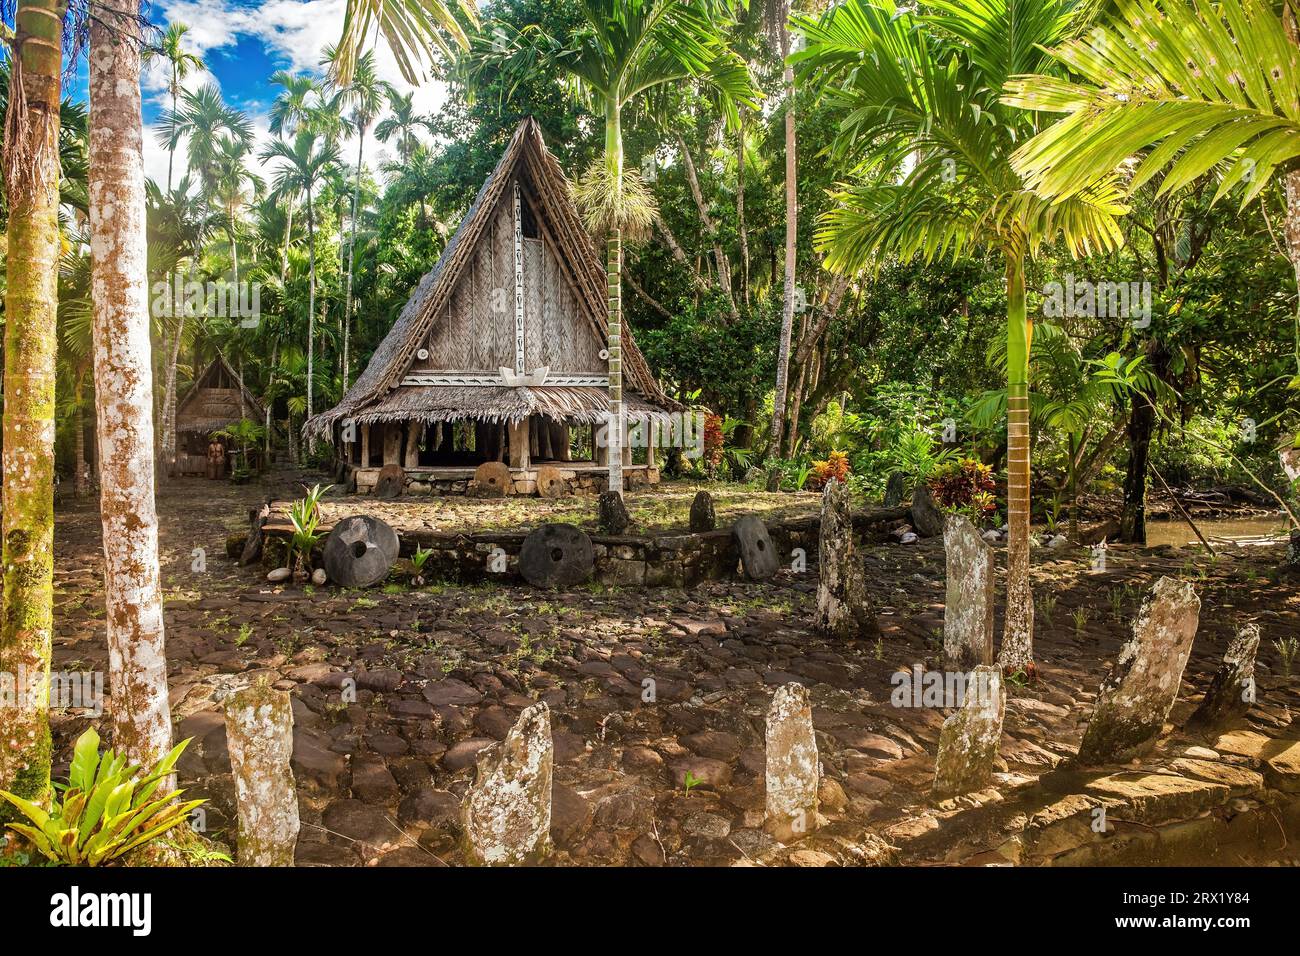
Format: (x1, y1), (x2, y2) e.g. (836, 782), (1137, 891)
(287, 483), (332, 582)
(410, 546), (434, 586)
(1006, 669), (1029, 687)
(0, 727), (205, 866)
(1275, 637), (1300, 678)
(235, 623), (254, 646)
(683, 771), (703, 794)
(1072, 606), (1091, 634)
(1037, 592), (1057, 627)
(1108, 586), (1126, 621)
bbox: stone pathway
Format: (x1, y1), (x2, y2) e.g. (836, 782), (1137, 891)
(47, 473), (1300, 866)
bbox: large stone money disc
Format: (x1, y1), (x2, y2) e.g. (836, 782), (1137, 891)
(323, 515), (400, 587)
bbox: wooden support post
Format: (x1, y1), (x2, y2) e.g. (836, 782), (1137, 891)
(405, 422), (422, 469)
(360, 424), (370, 468)
(508, 418), (530, 470)
(646, 420), (657, 470)
(383, 424), (401, 465)
(552, 422), (571, 462)
(594, 421), (608, 466)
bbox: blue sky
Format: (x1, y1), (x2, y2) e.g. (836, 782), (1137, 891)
(115, 0), (452, 187)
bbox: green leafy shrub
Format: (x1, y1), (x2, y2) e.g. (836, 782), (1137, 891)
(0, 728), (205, 866)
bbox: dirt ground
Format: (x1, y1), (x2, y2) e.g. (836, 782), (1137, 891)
(47, 470), (1300, 866)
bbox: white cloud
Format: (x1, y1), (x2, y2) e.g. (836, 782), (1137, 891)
(144, 0), (455, 190)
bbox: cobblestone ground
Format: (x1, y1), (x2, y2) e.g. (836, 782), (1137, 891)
(49, 471), (1300, 866)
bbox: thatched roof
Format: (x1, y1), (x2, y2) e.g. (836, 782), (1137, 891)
(176, 353), (265, 436)
(305, 117), (677, 440)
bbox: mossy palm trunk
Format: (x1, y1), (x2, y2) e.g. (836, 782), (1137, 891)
(605, 102), (624, 497)
(998, 254), (1034, 673)
(0, 0), (64, 821)
(88, 5), (176, 771)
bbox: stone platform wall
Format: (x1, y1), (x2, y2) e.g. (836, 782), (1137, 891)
(348, 463), (659, 498)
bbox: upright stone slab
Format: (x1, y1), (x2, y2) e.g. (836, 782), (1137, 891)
(943, 515), (995, 669)
(910, 484), (945, 537)
(883, 471), (906, 508)
(462, 702), (553, 865)
(765, 683), (819, 842)
(932, 665), (1004, 799)
(224, 683), (300, 866)
(689, 490), (717, 532)
(733, 515), (779, 581)
(1188, 624), (1260, 730)
(373, 463), (405, 499)
(598, 490), (631, 534)
(1077, 577), (1201, 765)
(813, 479), (878, 639)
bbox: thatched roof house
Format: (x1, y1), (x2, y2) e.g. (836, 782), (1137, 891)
(171, 354), (264, 476)
(306, 118), (678, 496)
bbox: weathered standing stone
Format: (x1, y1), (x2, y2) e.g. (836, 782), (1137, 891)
(462, 702), (553, 865)
(1077, 577), (1201, 765)
(910, 483), (945, 538)
(224, 684), (300, 866)
(598, 490), (631, 534)
(733, 515), (779, 581)
(373, 463), (405, 499)
(518, 524), (594, 588)
(1188, 624), (1260, 730)
(932, 665), (1005, 799)
(765, 683), (819, 842)
(883, 471), (907, 508)
(240, 502), (270, 565)
(321, 515), (400, 588)
(689, 490), (717, 532)
(813, 479), (878, 639)
(943, 515), (995, 669)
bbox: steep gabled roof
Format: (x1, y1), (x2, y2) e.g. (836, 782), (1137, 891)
(307, 117), (672, 439)
(176, 352), (265, 434)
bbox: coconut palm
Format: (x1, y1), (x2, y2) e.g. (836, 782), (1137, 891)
(466, 0), (757, 496)
(375, 89), (433, 161)
(0, 0), (65, 823)
(797, 0), (1127, 673)
(269, 71), (323, 139)
(143, 21), (206, 192)
(261, 131), (345, 425)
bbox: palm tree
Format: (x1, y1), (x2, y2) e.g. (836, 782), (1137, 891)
(334, 0), (475, 85)
(147, 175), (212, 476)
(143, 21), (205, 192)
(0, 0), (65, 823)
(332, 49), (390, 390)
(762, 0), (799, 491)
(159, 83), (253, 205)
(87, 0), (176, 772)
(375, 89), (432, 161)
(797, 0), (1126, 673)
(212, 135), (263, 284)
(261, 131), (344, 426)
(269, 71), (322, 139)
(468, 0), (757, 496)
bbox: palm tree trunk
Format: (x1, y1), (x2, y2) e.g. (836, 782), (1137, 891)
(159, 310), (186, 478)
(280, 201), (294, 285)
(0, 0), (63, 820)
(166, 73), (177, 194)
(306, 186), (317, 427)
(605, 101), (624, 497)
(344, 123), (366, 391)
(737, 109), (750, 306)
(87, 4), (176, 772)
(999, 253), (1034, 674)
(75, 376), (90, 497)
(767, 47), (798, 490)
